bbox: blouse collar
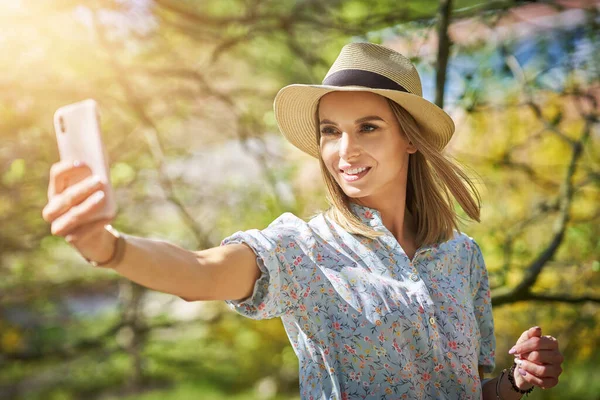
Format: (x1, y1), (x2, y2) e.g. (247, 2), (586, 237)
(349, 202), (384, 228)
(349, 202), (440, 255)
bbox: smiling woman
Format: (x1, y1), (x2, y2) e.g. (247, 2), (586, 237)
(43, 41), (564, 400)
(316, 91), (481, 253)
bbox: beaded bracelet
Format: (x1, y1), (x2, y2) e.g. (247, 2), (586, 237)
(508, 362), (535, 396)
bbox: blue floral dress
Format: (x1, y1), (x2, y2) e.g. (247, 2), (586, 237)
(221, 203), (495, 399)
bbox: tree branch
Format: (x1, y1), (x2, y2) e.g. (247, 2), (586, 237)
(435, 0), (453, 109)
(489, 40), (595, 305)
(92, 12), (213, 249)
(493, 291), (600, 306)
(526, 293), (600, 304)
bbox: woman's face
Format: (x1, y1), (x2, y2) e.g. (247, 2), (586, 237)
(318, 91), (416, 202)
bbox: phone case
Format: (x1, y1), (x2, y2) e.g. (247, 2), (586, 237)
(53, 99), (117, 220)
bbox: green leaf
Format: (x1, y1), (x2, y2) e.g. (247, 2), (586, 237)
(110, 162), (136, 186)
(2, 158), (26, 186)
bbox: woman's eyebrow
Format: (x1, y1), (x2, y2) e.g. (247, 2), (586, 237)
(319, 115), (385, 125)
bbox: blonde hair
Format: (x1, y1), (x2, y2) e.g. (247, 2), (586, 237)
(317, 97), (481, 247)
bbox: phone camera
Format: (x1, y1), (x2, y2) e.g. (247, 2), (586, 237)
(59, 116), (66, 133)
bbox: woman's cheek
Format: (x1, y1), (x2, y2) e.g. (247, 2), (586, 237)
(320, 141), (338, 162)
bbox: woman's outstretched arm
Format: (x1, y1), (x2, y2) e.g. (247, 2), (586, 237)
(103, 232), (259, 302)
(43, 160), (260, 302)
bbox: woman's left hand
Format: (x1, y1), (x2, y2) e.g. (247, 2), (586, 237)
(509, 326), (564, 390)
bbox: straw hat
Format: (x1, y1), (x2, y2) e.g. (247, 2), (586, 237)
(273, 42), (455, 158)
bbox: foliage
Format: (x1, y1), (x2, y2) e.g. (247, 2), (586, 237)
(0, 1), (597, 399)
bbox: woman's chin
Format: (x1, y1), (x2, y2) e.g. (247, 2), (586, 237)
(342, 187), (369, 198)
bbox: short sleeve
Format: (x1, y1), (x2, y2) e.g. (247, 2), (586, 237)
(469, 239), (496, 373)
(220, 212), (315, 320)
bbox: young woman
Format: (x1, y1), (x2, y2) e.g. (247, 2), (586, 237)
(43, 42), (563, 399)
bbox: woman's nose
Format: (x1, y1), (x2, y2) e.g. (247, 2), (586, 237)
(339, 132), (361, 159)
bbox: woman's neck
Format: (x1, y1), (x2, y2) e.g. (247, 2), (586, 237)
(354, 195), (418, 259)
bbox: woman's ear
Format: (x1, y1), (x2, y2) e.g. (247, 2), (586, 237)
(407, 141), (418, 154)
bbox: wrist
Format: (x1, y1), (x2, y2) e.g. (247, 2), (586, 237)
(85, 225), (125, 269)
(507, 362), (534, 397)
(513, 365), (534, 391)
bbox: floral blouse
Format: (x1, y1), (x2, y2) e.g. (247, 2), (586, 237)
(221, 203), (495, 399)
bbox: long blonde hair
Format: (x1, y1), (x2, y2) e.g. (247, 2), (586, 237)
(317, 97), (481, 247)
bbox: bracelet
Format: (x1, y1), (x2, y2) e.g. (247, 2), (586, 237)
(84, 225), (126, 268)
(508, 362), (535, 396)
(496, 368), (506, 400)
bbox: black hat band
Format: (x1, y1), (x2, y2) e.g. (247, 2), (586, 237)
(322, 69), (409, 93)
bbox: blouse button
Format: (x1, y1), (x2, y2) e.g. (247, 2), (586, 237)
(410, 273), (419, 282)
(429, 317), (436, 325)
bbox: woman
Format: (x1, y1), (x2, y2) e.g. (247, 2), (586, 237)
(43, 42), (563, 399)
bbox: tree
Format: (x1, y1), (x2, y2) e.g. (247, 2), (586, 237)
(1, 1), (597, 399)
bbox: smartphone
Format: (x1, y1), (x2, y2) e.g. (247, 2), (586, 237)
(53, 99), (117, 220)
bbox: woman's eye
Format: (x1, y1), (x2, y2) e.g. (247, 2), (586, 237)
(361, 124), (377, 132)
(320, 127), (338, 135)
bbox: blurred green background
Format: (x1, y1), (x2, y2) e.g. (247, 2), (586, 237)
(0, 0), (598, 399)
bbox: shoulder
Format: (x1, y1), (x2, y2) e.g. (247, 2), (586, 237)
(222, 212), (310, 247)
(450, 230), (482, 251)
(438, 230), (478, 254)
(451, 232), (490, 286)
(263, 212), (316, 244)
(269, 210), (332, 234)
(268, 212), (309, 231)
(443, 230), (485, 267)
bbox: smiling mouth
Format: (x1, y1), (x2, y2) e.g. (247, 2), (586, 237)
(340, 167), (371, 182)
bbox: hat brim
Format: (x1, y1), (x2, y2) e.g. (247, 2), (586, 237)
(273, 84), (455, 158)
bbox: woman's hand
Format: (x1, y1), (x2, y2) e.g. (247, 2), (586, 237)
(42, 160), (116, 265)
(509, 326), (564, 390)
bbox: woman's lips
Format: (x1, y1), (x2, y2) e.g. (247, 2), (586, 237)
(340, 167), (371, 182)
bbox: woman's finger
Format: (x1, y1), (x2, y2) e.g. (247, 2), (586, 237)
(520, 349), (564, 365)
(43, 175), (104, 223)
(510, 326), (542, 355)
(511, 335), (559, 355)
(517, 358), (562, 378)
(47, 160), (90, 199)
(50, 190), (107, 237)
(517, 367), (560, 390)
(65, 218), (111, 245)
